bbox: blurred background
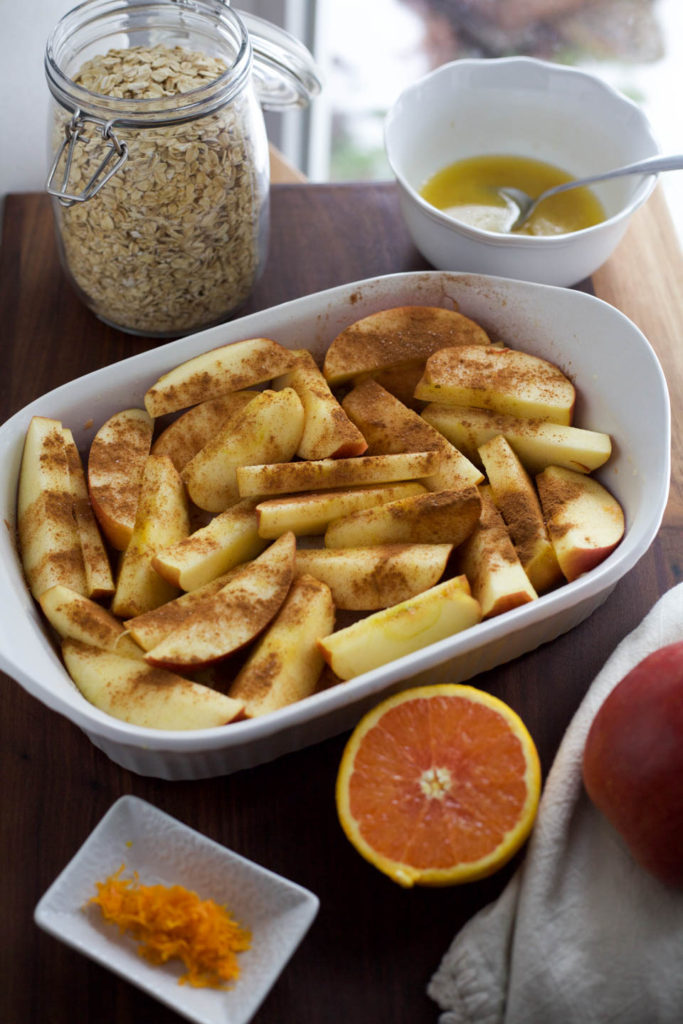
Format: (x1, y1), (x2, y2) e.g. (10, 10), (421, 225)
(2, 0), (681, 239)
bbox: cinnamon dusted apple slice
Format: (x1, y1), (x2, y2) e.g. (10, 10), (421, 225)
(182, 388), (305, 513)
(256, 482), (426, 538)
(324, 487), (481, 549)
(421, 403), (612, 475)
(17, 416), (87, 599)
(478, 434), (562, 594)
(342, 378), (483, 491)
(62, 428), (114, 600)
(317, 575), (481, 681)
(125, 569), (243, 651)
(536, 465), (625, 582)
(295, 543), (453, 610)
(87, 407), (154, 551)
(111, 455), (190, 619)
(151, 390), (257, 472)
(144, 337), (298, 417)
(236, 450), (442, 498)
(39, 585), (144, 659)
(144, 532), (296, 671)
(415, 346), (576, 425)
(274, 349), (368, 459)
(152, 498), (267, 591)
(322, 305), (490, 386)
(458, 485), (538, 619)
(62, 640), (244, 730)
(228, 574), (335, 717)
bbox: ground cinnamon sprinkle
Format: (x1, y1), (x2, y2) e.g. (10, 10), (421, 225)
(89, 866), (251, 989)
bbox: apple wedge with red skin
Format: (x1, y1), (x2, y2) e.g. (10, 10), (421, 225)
(458, 485), (538, 619)
(62, 428), (115, 600)
(228, 574), (335, 717)
(40, 584), (145, 660)
(17, 416), (88, 600)
(144, 532), (296, 671)
(151, 390), (257, 472)
(582, 641), (683, 888)
(342, 378), (483, 491)
(87, 407), (153, 551)
(415, 345), (576, 426)
(63, 639), (244, 730)
(144, 337), (298, 417)
(274, 349), (368, 459)
(322, 305), (491, 386)
(536, 465), (625, 582)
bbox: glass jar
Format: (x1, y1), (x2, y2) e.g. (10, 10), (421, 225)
(45, 0), (320, 338)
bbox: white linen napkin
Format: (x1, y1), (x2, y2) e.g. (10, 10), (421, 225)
(428, 582), (683, 1024)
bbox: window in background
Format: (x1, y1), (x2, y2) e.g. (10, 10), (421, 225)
(297, 0), (681, 235)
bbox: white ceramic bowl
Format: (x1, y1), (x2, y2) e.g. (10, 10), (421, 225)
(0, 271), (670, 779)
(35, 796), (319, 1024)
(385, 57), (660, 286)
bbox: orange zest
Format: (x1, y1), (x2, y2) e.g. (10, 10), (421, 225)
(336, 684), (541, 887)
(88, 866), (251, 988)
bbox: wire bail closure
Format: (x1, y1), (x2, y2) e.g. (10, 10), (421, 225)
(47, 111), (128, 207)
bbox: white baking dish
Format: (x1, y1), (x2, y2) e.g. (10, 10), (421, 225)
(0, 271), (670, 779)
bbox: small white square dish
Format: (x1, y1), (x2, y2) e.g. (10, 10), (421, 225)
(34, 796), (319, 1024)
(0, 270), (671, 778)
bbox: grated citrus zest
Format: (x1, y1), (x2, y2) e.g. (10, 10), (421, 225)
(88, 865), (251, 989)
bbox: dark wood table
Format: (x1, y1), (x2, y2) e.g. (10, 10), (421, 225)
(1, 185), (681, 1024)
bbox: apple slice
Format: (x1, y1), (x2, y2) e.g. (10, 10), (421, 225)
(256, 482), (426, 538)
(62, 428), (114, 600)
(144, 532), (296, 671)
(317, 575), (481, 680)
(182, 388), (305, 513)
(39, 585), (144, 659)
(415, 346), (576, 425)
(236, 450), (442, 498)
(62, 639), (244, 730)
(125, 569), (242, 651)
(111, 455), (190, 619)
(87, 407), (154, 551)
(342, 378), (483, 491)
(322, 305), (490, 385)
(352, 359), (429, 410)
(421, 403), (612, 475)
(152, 498), (267, 591)
(17, 416), (87, 599)
(144, 337), (298, 417)
(536, 465), (625, 582)
(458, 485), (538, 619)
(324, 486), (481, 549)
(295, 543), (453, 610)
(151, 391), (257, 472)
(479, 434), (562, 594)
(228, 574), (335, 717)
(274, 349), (368, 459)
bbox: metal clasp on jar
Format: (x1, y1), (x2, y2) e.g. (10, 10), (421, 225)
(47, 110), (128, 207)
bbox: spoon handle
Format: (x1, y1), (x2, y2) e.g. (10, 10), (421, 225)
(546, 154), (683, 199)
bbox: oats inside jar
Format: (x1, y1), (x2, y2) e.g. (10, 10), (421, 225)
(50, 44), (267, 337)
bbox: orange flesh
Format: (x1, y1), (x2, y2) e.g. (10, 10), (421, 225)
(348, 696), (528, 868)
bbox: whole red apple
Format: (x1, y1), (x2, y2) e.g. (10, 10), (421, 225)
(582, 640), (683, 888)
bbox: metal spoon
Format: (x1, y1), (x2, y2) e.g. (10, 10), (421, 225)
(499, 154), (683, 231)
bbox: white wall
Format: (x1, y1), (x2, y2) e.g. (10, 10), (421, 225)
(0, 0), (69, 200)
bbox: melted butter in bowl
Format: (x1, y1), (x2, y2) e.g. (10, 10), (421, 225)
(420, 154), (606, 235)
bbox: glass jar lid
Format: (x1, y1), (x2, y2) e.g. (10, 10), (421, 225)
(237, 8), (322, 109)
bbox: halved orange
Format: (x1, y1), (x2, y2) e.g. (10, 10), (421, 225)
(336, 684), (541, 887)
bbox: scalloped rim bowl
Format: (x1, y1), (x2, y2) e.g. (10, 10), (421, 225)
(0, 270), (670, 778)
(385, 57), (660, 286)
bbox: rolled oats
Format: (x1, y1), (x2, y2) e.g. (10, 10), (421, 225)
(51, 44), (266, 336)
